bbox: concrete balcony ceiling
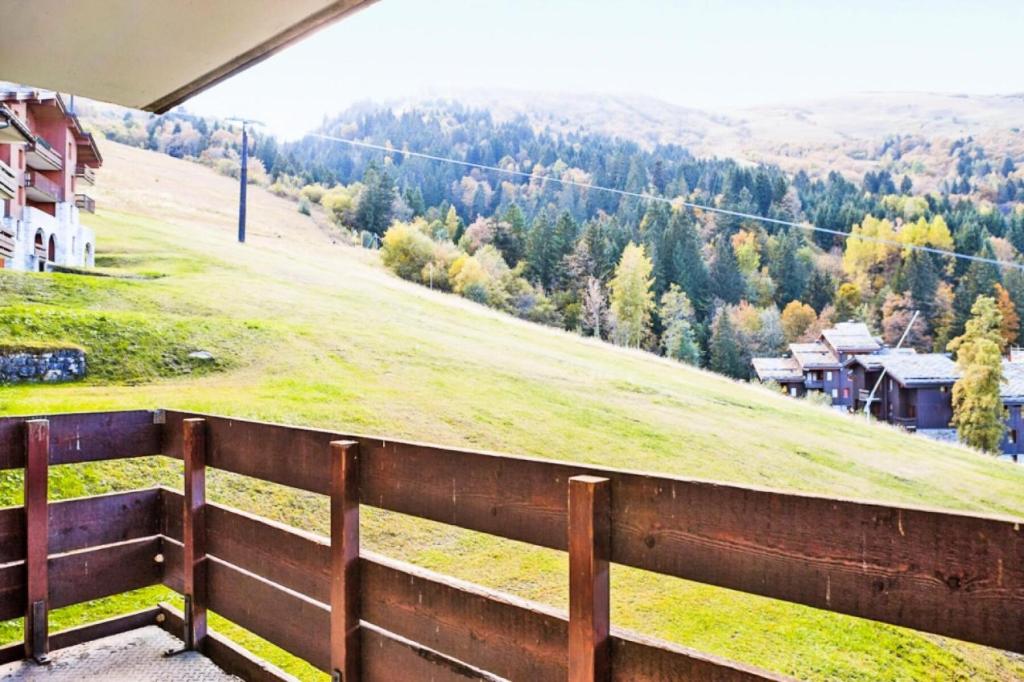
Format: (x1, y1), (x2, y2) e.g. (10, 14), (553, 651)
(0, 105), (32, 144)
(26, 137), (62, 171)
(23, 170), (62, 202)
(0, 0), (377, 112)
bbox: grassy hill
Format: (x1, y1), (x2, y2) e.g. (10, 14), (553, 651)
(2, 141), (1024, 680)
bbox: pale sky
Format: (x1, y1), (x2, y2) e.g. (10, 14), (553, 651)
(187, 0), (1024, 138)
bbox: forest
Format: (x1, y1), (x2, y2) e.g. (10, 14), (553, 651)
(88, 102), (1024, 380)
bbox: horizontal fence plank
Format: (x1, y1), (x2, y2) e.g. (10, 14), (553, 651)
(157, 603), (300, 682)
(361, 622), (507, 682)
(207, 555), (330, 671)
(0, 410), (161, 470)
(0, 489), (160, 564)
(50, 536), (164, 609)
(162, 540), (331, 672)
(0, 537), (163, 621)
(160, 490), (782, 680)
(0, 607), (161, 666)
(161, 411), (1024, 654)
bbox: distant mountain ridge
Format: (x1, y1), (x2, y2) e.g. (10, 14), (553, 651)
(392, 89), (1024, 195)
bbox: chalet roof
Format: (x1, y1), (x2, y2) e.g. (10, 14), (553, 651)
(820, 322), (881, 353)
(0, 87), (102, 166)
(1002, 361), (1024, 403)
(880, 353), (959, 388)
(845, 347), (917, 371)
(789, 343), (840, 370)
(751, 357), (804, 383)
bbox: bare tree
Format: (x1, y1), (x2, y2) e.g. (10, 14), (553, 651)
(582, 276), (607, 339)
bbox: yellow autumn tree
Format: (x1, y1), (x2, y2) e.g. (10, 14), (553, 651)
(609, 242), (655, 348)
(842, 215), (898, 290)
(781, 300), (817, 342)
(995, 283), (1021, 350)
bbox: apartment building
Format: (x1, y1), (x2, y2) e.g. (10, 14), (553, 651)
(0, 88), (102, 271)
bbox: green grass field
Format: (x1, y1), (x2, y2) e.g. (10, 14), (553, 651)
(2, 141), (1024, 680)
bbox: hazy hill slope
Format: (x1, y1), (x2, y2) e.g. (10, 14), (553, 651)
(430, 89), (1024, 192)
(2, 141), (1024, 679)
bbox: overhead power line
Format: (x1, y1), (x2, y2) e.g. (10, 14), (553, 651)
(310, 132), (1024, 272)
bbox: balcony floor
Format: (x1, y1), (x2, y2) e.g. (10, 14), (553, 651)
(0, 626), (238, 681)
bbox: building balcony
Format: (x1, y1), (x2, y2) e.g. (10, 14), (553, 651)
(804, 378), (824, 390)
(75, 193), (95, 213)
(23, 170), (62, 202)
(75, 164), (96, 185)
(0, 159), (15, 200)
(25, 136), (62, 171)
(858, 389), (874, 403)
(0, 409), (1021, 679)
(893, 416), (917, 431)
(0, 226), (14, 259)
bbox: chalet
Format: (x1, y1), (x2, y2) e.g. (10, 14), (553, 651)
(751, 322), (883, 408)
(1000, 362), (1024, 460)
(845, 348), (918, 418)
(0, 88), (102, 271)
(868, 353), (958, 431)
(751, 357), (804, 396)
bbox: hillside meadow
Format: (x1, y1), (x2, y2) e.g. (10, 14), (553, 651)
(2, 141), (1024, 680)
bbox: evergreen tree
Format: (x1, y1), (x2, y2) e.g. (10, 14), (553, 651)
(805, 270), (834, 314)
(900, 175), (913, 195)
(355, 163), (396, 236)
(953, 242), (1001, 332)
(494, 203), (527, 267)
(948, 296), (1006, 453)
(709, 307), (746, 379)
(526, 212), (561, 291)
(670, 210), (710, 318)
(769, 229), (807, 306)
(901, 250), (938, 317)
(659, 285), (700, 365)
(709, 236), (745, 305)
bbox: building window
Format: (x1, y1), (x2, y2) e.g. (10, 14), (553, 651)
(826, 371), (833, 381)
(790, 387), (797, 397)
(1011, 430), (1018, 445)
(842, 388), (850, 399)
(831, 389), (838, 399)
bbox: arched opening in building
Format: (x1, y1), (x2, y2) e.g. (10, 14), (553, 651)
(34, 230), (45, 271)
(84, 243), (93, 265)
(48, 234), (56, 261)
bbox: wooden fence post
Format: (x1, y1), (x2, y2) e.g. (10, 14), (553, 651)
(330, 440), (360, 682)
(182, 418), (207, 651)
(568, 475), (611, 682)
(24, 419), (49, 664)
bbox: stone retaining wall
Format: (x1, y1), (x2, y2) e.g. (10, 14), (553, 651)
(0, 347), (86, 384)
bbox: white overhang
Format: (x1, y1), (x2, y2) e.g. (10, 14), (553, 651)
(0, 0), (376, 113)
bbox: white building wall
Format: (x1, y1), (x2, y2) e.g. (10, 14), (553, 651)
(5, 203), (94, 271)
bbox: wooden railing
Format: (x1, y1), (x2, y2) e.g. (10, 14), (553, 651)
(0, 227), (14, 259)
(74, 193), (95, 213)
(0, 409), (1022, 681)
(75, 165), (96, 186)
(23, 170), (62, 203)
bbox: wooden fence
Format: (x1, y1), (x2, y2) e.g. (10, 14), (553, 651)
(0, 409), (1022, 681)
